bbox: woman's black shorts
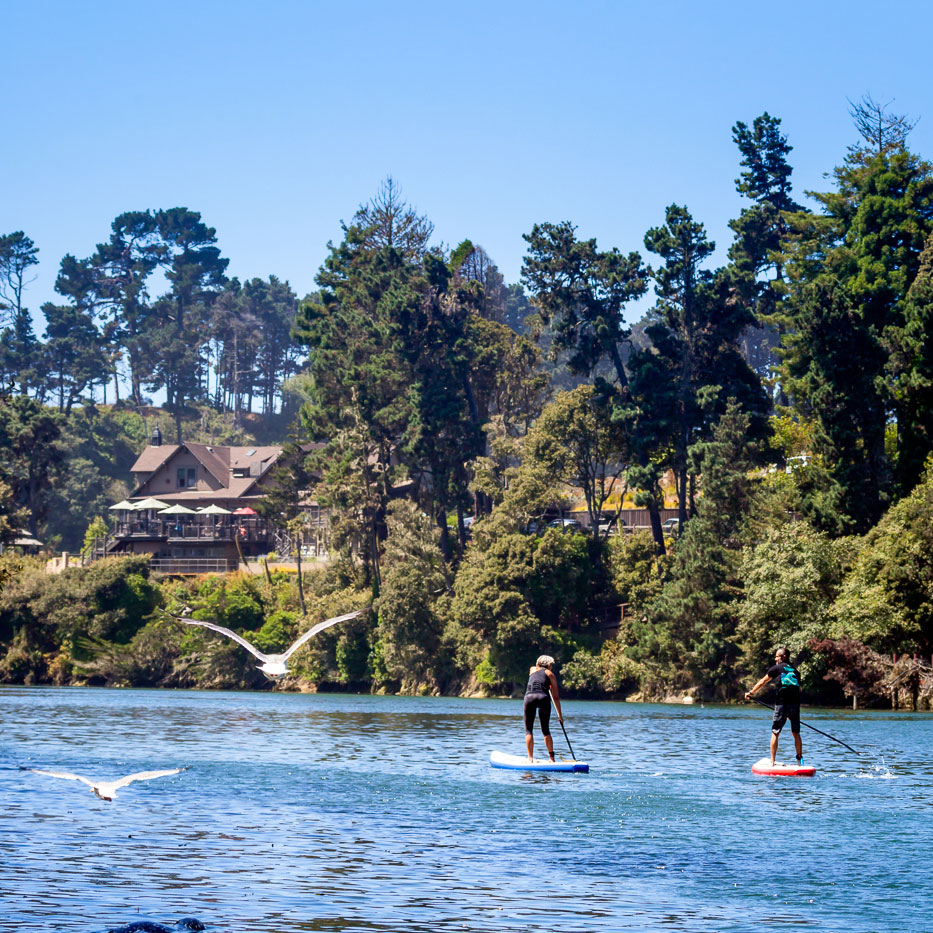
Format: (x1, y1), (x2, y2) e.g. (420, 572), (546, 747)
(524, 693), (551, 736)
(772, 703), (801, 734)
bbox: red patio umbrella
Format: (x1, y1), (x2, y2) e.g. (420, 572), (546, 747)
(232, 506), (258, 515)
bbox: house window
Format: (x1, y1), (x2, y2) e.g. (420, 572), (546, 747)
(177, 467), (196, 488)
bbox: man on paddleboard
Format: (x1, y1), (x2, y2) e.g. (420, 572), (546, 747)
(525, 655), (563, 762)
(746, 647), (803, 767)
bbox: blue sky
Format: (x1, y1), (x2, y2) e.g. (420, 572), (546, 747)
(5, 0), (933, 325)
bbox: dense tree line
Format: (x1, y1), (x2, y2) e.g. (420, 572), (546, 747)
(3, 100), (933, 705)
(0, 210), (303, 442)
(285, 100), (933, 701)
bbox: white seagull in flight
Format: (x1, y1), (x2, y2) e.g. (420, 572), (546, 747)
(167, 607), (364, 679)
(30, 767), (186, 801)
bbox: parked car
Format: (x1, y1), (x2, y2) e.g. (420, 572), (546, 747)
(662, 517), (681, 533)
(598, 517), (627, 536)
(546, 518), (583, 533)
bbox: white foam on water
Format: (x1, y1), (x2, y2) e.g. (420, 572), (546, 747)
(853, 756), (896, 779)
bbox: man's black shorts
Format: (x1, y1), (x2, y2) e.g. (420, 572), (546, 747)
(772, 703), (801, 734)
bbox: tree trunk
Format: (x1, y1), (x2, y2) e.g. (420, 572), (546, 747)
(678, 464), (688, 527)
(436, 507), (451, 562)
(648, 505), (665, 553)
(296, 547), (306, 615)
(607, 340), (630, 392)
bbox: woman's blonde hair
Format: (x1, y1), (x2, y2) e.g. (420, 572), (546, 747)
(536, 655), (555, 669)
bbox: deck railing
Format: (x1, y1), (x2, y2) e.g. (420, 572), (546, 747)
(113, 520), (272, 543)
(148, 558), (237, 575)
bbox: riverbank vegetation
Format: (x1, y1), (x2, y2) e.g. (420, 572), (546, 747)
(2, 99), (933, 707)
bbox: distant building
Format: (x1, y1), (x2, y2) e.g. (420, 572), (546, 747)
(105, 438), (285, 574)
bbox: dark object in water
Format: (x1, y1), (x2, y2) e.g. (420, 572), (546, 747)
(106, 924), (173, 933)
(105, 920), (205, 933)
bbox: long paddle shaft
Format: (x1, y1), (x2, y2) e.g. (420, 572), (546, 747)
(751, 697), (860, 756)
(558, 718), (577, 760)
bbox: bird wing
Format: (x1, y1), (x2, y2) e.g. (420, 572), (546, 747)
(113, 768), (184, 789)
(30, 769), (95, 788)
(282, 609), (365, 660)
(172, 615), (269, 663)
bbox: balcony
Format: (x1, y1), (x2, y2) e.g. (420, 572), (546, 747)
(113, 519), (273, 545)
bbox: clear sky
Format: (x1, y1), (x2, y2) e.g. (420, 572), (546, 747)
(5, 0), (933, 325)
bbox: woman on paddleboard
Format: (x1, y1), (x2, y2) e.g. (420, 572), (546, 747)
(746, 647), (803, 767)
(525, 655), (563, 762)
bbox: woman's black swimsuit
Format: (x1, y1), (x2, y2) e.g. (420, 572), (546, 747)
(524, 668), (552, 736)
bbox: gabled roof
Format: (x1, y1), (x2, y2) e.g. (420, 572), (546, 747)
(185, 443), (231, 482)
(130, 444), (180, 474)
(229, 446), (282, 469)
(129, 442), (283, 498)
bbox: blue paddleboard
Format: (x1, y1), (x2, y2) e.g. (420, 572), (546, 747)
(489, 750), (589, 772)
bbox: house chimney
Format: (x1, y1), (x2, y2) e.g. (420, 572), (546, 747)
(152, 426), (162, 446)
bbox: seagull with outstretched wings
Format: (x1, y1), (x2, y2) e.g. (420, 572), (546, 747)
(30, 767), (186, 800)
(166, 607), (364, 679)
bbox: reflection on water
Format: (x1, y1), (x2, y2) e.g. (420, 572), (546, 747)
(1, 688), (931, 932)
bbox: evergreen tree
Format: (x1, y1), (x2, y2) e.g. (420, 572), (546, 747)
(353, 177), (434, 263)
(0, 475), (25, 546)
(246, 276), (302, 415)
(637, 205), (768, 532)
(633, 399), (760, 694)
(503, 282), (533, 333)
(0, 232), (41, 395)
(451, 241), (509, 323)
(294, 205), (423, 587)
(41, 301), (110, 414)
(782, 107), (933, 524)
(146, 208), (229, 441)
(521, 222), (664, 543)
(78, 211), (165, 405)
(889, 234), (933, 489)
(375, 500), (452, 687)
(521, 221), (648, 389)
(781, 281), (887, 533)
(728, 113), (805, 392)
(0, 396), (65, 537)
(396, 255), (490, 556)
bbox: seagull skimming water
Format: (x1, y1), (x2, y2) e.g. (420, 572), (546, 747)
(30, 767), (186, 800)
(167, 607), (364, 679)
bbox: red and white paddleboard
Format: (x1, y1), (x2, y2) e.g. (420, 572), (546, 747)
(751, 757), (816, 777)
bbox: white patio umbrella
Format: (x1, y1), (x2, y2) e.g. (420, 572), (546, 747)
(108, 499), (136, 511)
(197, 503), (231, 531)
(158, 504), (198, 515)
(133, 497), (170, 510)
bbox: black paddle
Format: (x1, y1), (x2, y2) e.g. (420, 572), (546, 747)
(558, 717), (578, 761)
(750, 696), (861, 755)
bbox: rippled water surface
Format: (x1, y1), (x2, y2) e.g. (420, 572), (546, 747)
(2, 687), (931, 932)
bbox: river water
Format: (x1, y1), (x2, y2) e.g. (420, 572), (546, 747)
(1, 687), (930, 932)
